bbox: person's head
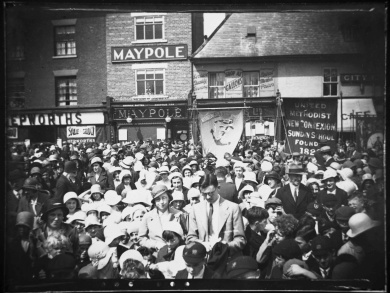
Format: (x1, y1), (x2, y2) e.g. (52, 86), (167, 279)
(287, 164), (304, 187)
(272, 239), (302, 268)
(131, 204), (147, 222)
(84, 216), (103, 238)
(188, 188), (201, 205)
(199, 174), (219, 204)
(77, 233), (92, 258)
(245, 150), (253, 159)
(320, 146), (333, 160)
(90, 184), (104, 201)
(308, 182), (320, 195)
(310, 235), (334, 269)
(42, 203), (69, 230)
(335, 206), (356, 233)
(322, 169), (338, 191)
(170, 190), (185, 210)
(44, 232), (71, 259)
(64, 192), (81, 214)
(98, 204), (112, 222)
(162, 222), (184, 252)
(273, 214), (299, 244)
(182, 242), (207, 276)
(151, 184), (171, 212)
(215, 166), (228, 183)
(264, 198), (283, 223)
(321, 194), (339, 217)
(234, 163), (245, 178)
(295, 224), (317, 253)
(15, 211), (34, 239)
(170, 173), (183, 190)
(137, 246), (153, 262)
(246, 206), (269, 233)
(120, 258), (146, 279)
(348, 192), (366, 213)
(21, 177), (40, 201)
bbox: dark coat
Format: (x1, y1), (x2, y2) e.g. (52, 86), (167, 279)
(175, 266), (216, 279)
(275, 183), (313, 220)
(17, 191), (50, 217)
(218, 181), (239, 204)
(7, 236), (35, 282)
(243, 225), (266, 261)
(89, 170), (110, 191)
(232, 177), (246, 193)
(324, 157), (335, 168)
(316, 187), (348, 209)
(53, 174), (82, 203)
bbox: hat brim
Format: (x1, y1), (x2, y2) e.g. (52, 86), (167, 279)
(152, 190), (169, 201)
(286, 171), (305, 175)
(41, 206), (69, 222)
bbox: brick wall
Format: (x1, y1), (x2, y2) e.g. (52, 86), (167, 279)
(106, 13), (192, 99)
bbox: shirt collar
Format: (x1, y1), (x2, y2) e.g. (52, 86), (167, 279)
(190, 265), (205, 279)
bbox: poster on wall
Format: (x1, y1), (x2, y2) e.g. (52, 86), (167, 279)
(67, 126), (96, 139)
(283, 98), (337, 155)
(198, 110), (244, 160)
(193, 70), (208, 99)
(259, 68), (275, 96)
(355, 116), (383, 152)
(156, 127), (165, 140)
(224, 69), (243, 99)
(118, 128), (128, 141)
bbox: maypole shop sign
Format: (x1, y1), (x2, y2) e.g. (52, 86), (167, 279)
(113, 106), (187, 120)
(111, 44), (188, 62)
(283, 98), (337, 155)
(8, 112), (105, 126)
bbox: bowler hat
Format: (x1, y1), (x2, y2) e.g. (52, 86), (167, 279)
(182, 242), (207, 265)
(265, 171), (281, 182)
(22, 177), (40, 191)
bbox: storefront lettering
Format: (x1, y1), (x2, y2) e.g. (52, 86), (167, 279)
(340, 74), (375, 83)
(114, 107), (186, 120)
(112, 45), (188, 62)
(225, 77), (242, 91)
(67, 126), (96, 138)
(7, 112), (104, 126)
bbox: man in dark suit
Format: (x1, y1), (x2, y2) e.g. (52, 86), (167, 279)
(215, 166), (239, 204)
(275, 164), (313, 220)
(316, 169), (348, 209)
(53, 161), (82, 203)
(175, 242), (217, 279)
(17, 178), (50, 217)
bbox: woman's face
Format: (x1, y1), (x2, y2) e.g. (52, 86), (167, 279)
(100, 212), (110, 221)
(114, 172), (120, 180)
(274, 228), (286, 244)
(161, 173), (169, 180)
(243, 191), (252, 202)
(191, 165), (198, 172)
(268, 178), (278, 189)
(294, 236), (307, 250)
(184, 170), (192, 177)
(154, 193), (169, 212)
(129, 231), (139, 243)
(93, 163), (101, 173)
(47, 209), (64, 230)
(73, 220), (85, 233)
(171, 200), (184, 210)
(363, 181), (374, 191)
(132, 209), (145, 222)
(66, 199), (78, 213)
(172, 177), (182, 190)
(348, 198), (364, 213)
(275, 255), (286, 268)
(166, 234), (181, 252)
(190, 197), (200, 205)
(87, 210), (98, 218)
(86, 225), (100, 238)
(123, 177), (131, 185)
(91, 192), (102, 201)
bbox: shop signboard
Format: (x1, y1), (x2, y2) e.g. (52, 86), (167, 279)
(113, 106), (187, 120)
(111, 44), (188, 62)
(67, 126), (96, 139)
(283, 98), (337, 155)
(8, 112), (105, 126)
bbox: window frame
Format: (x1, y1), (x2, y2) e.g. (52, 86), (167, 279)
(7, 77), (25, 108)
(323, 68), (338, 97)
(53, 25), (77, 57)
(135, 68), (166, 96)
(242, 71), (260, 98)
(208, 72), (226, 99)
(133, 15), (166, 43)
(55, 76), (78, 106)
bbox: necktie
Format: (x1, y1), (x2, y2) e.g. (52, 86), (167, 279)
(208, 203), (213, 238)
(293, 188), (298, 202)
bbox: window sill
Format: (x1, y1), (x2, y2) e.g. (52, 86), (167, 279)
(131, 39), (168, 44)
(52, 55), (77, 59)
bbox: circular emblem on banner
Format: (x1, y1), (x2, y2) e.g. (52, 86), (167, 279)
(180, 134), (187, 141)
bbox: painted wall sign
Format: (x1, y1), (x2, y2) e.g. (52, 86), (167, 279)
(113, 106), (187, 120)
(225, 70), (242, 98)
(284, 98), (337, 155)
(111, 44), (188, 62)
(67, 138), (96, 144)
(7, 127), (18, 139)
(259, 69), (275, 96)
(340, 74), (375, 84)
(7, 112), (105, 127)
(67, 125), (96, 138)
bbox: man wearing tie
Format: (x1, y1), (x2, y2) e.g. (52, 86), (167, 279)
(316, 169), (348, 209)
(275, 164), (313, 220)
(186, 174), (246, 259)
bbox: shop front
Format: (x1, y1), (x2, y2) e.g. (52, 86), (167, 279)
(109, 98), (189, 143)
(7, 108), (109, 145)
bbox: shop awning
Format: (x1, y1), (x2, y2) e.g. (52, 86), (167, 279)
(337, 98), (376, 132)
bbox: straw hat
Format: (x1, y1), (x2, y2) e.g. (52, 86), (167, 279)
(162, 221), (184, 238)
(151, 184), (169, 201)
(239, 185), (254, 199)
(65, 210), (87, 224)
(286, 164), (305, 175)
(63, 191), (82, 207)
(119, 156), (135, 169)
(168, 172), (183, 181)
(84, 215), (102, 230)
(90, 184), (104, 195)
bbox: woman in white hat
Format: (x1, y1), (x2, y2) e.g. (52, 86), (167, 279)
(155, 166), (171, 189)
(63, 191), (82, 219)
(115, 170), (136, 197)
(181, 165), (194, 190)
(88, 240), (119, 279)
(88, 157), (110, 192)
(119, 250), (147, 279)
(169, 172), (189, 204)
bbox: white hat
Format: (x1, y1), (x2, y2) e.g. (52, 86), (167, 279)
(239, 185), (254, 199)
(119, 250), (144, 269)
(103, 149), (111, 157)
(306, 177), (320, 186)
(162, 221), (184, 238)
(321, 168), (339, 182)
(102, 212), (122, 228)
(104, 190), (122, 206)
(248, 195), (265, 208)
(347, 213), (380, 238)
(257, 184), (272, 200)
(233, 161), (245, 170)
(109, 166), (122, 174)
(195, 170), (205, 177)
(169, 171), (183, 181)
(244, 172), (258, 184)
(90, 184), (104, 195)
(337, 168), (353, 181)
(121, 206), (133, 220)
(170, 190), (185, 203)
(119, 156), (135, 169)
(82, 202), (99, 214)
(98, 203), (112, 215)
(63, 191), (82, 207)
(65, 210), (87, 224)
(104, 223), (125, 246)
(49, 145), (56, 151)
(188, 188), (201, 199)
(170, 165), (180, 173)
(118, 221), (140, 234)
(306, 162), (318, 173)
(84, 215), (102, 230)
(122, 190), (151, 206)
(329, 162), (342, 171)
(133, 161), (143, 172)
(159, 166), (170, 174)
(261, 161), (273, 172)
(135, 152), (144, 161)
(216, 158), (230, 168)
(336, 180), (357, 196)
(91, 157), (103, 165)
(119, 170), (132, 182)
(131, 204), (148, 220)
(88, 241), (114, 270)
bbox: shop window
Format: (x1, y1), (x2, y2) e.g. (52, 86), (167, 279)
(135, 16), (164, 41)
(54, 25), (76, 56)
(136, 69), (164, 95)
(243, 72), (259, 97)
(7, 77), (25, 108)
(209, 72), (225, 99)
(323, 68), (338, 96)
(56, 76), (77, 106)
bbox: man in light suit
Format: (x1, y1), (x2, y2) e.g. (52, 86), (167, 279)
(187, 174), (246, 259)
(275, 164), (313, 220)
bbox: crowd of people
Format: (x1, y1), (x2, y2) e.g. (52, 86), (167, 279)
(5, 137), (385, 289)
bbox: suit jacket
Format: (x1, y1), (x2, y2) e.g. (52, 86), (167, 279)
(218, 182), (239, 204)
(275, 183), (313, 220)
(89, 170), (110, 191)
(53, 174), (81, 203)
(316, 187), (348, 209)
(17, 192), (50, 217)
(175, 266), (216, 279)
(186, 196), (246, 258)
(324, 157), (335, 168)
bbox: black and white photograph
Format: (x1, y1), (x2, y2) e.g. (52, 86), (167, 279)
(3, 1), (386, 292)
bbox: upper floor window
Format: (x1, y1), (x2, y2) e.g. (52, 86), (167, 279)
(136, 69), (164, 95)
(209, 72), (225, 99)
(56, 76), (77, 106)
(54, 25), (76, 56)
(323, 68), (338, 96)
(7, 77), (25, 108)
(243, 72), (259, 97)
(135, 16), (164, 41)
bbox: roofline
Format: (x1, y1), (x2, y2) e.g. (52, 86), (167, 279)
(190, 13), (232, 58)
(190, 53), (364, 63)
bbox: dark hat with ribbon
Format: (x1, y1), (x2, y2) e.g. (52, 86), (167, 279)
(182, 242), (207, 265)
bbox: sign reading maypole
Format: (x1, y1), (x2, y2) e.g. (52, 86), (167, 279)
(283, 98), (337, 155)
